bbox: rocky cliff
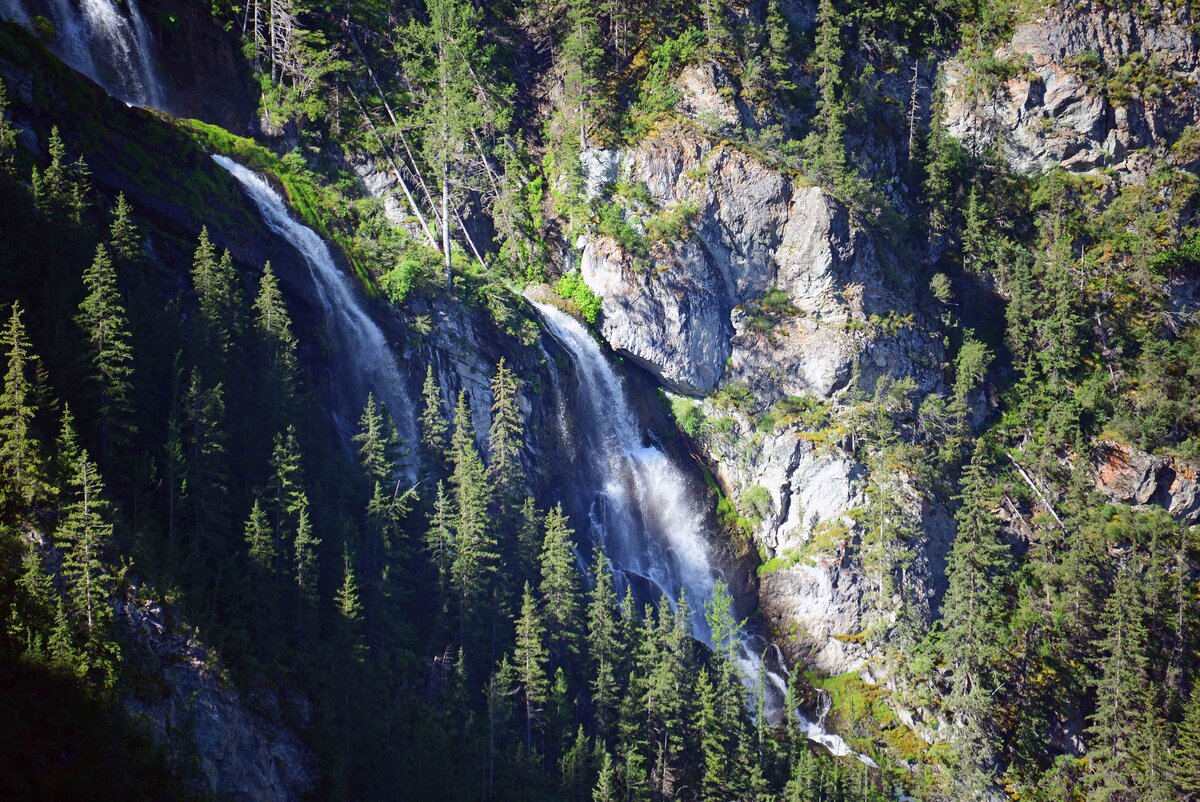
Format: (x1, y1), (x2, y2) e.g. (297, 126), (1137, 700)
(570, 63), (951, 673)
(942, 0), (1200, 177)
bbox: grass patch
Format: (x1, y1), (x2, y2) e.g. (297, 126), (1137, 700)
(178, 118), (376, 294)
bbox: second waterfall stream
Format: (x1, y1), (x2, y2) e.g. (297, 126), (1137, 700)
(533, 301), (862, 761)
(214, 155), (418, 472)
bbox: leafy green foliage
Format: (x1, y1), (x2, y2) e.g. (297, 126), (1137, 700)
(554, 271), (602, 325)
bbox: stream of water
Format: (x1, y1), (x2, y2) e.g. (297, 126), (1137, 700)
(1, 0), (166, 109)
(533, 302), (862, 760)
(215, 155), (418, 474)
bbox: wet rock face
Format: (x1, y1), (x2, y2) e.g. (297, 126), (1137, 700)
(119, 596), (314, 802)
(942, 0), (1200, 176)
(1093, 440), (1200, 523)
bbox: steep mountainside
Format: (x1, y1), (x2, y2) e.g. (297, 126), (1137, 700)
(0, 0), (1198, 800)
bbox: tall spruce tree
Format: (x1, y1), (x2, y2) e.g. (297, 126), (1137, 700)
(420, 364), (447, 464)
(487, 358), (524, 510)
(56, 446), (120, 685)
(939, 441), (1011, 783)
(76, 243), (135, 459)
(1086, 562), (1152, 801)
(587, 543), (620, 736)
(539, 503), (581, 663)
(0, 302), (42, 508)
(513, 582), (549, 754)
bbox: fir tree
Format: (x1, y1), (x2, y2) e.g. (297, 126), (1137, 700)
(0, 302), (42, 508)
(0, 78), (15, 177)
(809, 0), (848, 188)
(939, 441), (1011, 781)
(32, 126), (71, 215)
(294, 503), (320, 605)
(354, 393), (398, 486)
(56, 448), (120, 685)
(694, 666), (728, 802)
(253, 261), (298, 411)
(108, 192), (140, 264)
(516, 495), (542, 583)
(184, 370), (229, 592)
(244, 498), (276, 654)
(487, 358), (524, 508)
(1176, 688), (1200, 797)
(448, 392), (496, 627)
(560, 0), (604, 150)
(426, 480), (454, 602)
(593, 747), (618, 802)
(513, 582), (548, 754)
(539, 503), (581, 663)
(587, 543), (620, 736)
(1086, 562), (1151, 801)
(419, 365), (447, 463)
(76, 243), (135, 458)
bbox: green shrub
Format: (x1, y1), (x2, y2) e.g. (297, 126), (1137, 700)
(711, 380), (754, 412)
(381, 250), (436, 304)
(555, 271), (603, 324)
(670, 396), (706, 437)
(741, 484), (772, 522)
(645, 202), (701, 245)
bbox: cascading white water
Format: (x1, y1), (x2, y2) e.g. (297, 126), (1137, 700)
(533, 302), (865, 761)
(1, 0), (166, 109)
(214, 155), (418, 475)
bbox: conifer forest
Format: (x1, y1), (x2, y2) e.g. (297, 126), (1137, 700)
(0, 0), (1199, 799)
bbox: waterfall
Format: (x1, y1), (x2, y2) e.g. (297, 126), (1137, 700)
(214, 155), (418, 475)
(533, 302), (866, 761)
(1, 0), (166, 109)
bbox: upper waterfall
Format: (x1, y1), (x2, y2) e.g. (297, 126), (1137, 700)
(214, 155), (418, 475)
(1, 0), (166, 109)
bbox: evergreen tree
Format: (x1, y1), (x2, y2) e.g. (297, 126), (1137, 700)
(487, 358), (524, 509)
(593, 747), (618, 802)
(587, 543), (620, 736)
(694, 666), (728, 802)
(808, 0), (848, 188)
(0, 78), (15, 177)
(268, 424), (305, 572)
(513, 582), (548, 754)
(400, 0), (495, 282)
(108, 193), (140, 264)
(1176, 688), (1200, 797)
(56, 447), (120, 686)
(939, 441), (1011, 783)
(354, 393), (398, 486)
(243, 498), (277, 655)
(419, 365), (447, 463)
(31, 126), (71, 215)
(448, 392), (496, 628)
(294, 503), (320, 605)
(516, 496), (542, 583)
(76, 243), (135, 458)
(183, 370), (228, 592)
(191, 230), (244, 365)
(0, 302), (42, 508)
(335, 545), (365, 658)
(560, 0), (604, 150)
(426, 480), (454, 602)
(539, 503), (581, 663)
(1086, 562), (1152, 801)
(253, 262), (298, 411)
(14, 535), (56, 646)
